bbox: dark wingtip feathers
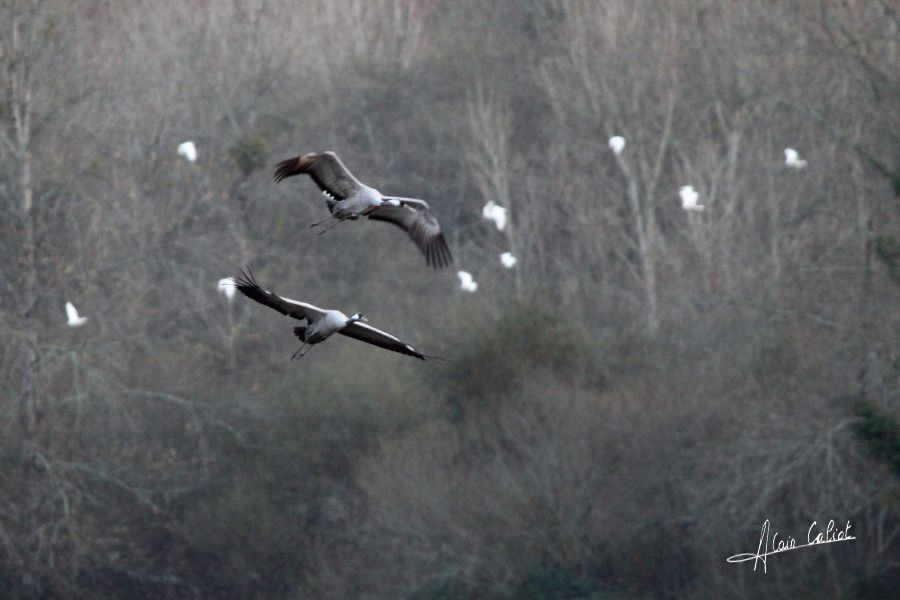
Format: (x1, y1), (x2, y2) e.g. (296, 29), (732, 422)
(232, 267), (271, 303)
(426, 234), (453, 269)
(233, 267), (257, 291)
(273, 157), (301, 183)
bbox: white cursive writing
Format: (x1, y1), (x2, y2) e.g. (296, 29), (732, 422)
(726, 519), (855, 573)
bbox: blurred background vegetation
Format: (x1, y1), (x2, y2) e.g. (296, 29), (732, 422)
(0, 0), (897, 598)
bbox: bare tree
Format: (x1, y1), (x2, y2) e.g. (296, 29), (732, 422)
(465, 84), (525, 298)
(0, 1), (97, 591)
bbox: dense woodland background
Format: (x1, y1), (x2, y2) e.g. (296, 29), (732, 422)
(1, 1), (898, 598)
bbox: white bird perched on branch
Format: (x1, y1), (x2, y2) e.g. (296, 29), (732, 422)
(608, 135), (625, 155)
(679, 186), (704, 211)
(178, 141), (197, 162)
(784, 148), (807, 170)
(457, 271), (478, 292)
(500, 252), (517, 268)
(482, 200), (507, 232)
(65, 302), (88, 327)
(218, 277), (236, 300)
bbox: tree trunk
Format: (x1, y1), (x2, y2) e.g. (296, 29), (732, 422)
(8, 9), (43, 590)
(856, 215), (874, 400)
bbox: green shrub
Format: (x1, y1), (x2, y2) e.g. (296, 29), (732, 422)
(852, 398), (900, 475)
(256, 344), (441, 435)
(229, 132), (270, 176)
(750, 329), (798, 384)
(441, 301), (600, 416)
(514, 565), (598, 599)
(874, 234), (900, 283)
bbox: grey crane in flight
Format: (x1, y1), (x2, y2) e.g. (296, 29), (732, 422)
(274, 151), (453, 268)
(232, 270), (438, 361)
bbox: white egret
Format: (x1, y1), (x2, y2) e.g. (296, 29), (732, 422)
(457, 271), (478, 292)
(481, 200), (507, 232)
(65, 302), (88, 327)
(500, 252), (517, 268)
(218, 277), (236, 300)
(178, 141), (197, 162)
(679, 186), (704, 211)
(784, 148), (807, 170)
(608, 136), (625, 155)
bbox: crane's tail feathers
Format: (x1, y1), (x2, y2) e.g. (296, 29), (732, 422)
(292, 326), (307, 341)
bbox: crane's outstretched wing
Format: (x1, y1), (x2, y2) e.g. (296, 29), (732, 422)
(233, 270), (324, 322)
(273, 151), (362, 200)
(367, 198), (453, 268)
(338, 321), (428, 360)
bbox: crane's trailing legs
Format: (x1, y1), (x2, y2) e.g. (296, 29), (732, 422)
(317, 218), (344, 236)
(310, 214), (336, 228)
(291, 343), (311, 359)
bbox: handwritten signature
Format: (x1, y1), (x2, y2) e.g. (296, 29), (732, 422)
(727, 519), (856, 572)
